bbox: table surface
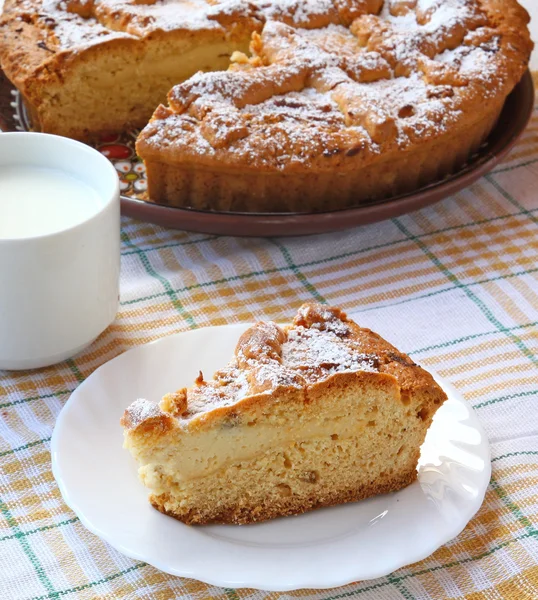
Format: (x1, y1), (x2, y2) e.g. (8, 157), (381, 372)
(1, 6), (538, 600)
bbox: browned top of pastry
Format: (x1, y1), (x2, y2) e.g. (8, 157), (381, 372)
(134, 0), (532, 172)
(121, 302), (447, 431)
(1, 1), (532, 172)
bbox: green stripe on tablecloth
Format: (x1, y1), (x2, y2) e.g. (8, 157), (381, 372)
(119, 266), (282, 305)
(24, 530), (538, 600)
(121, 234), (219, 256)
(269, 238), (327, 304)
(386, 574), (416, 599)
(119, 207), (538, 295)
(321, 531), (538, 600)
(121, 230), (198, 329)
(125, 206), (538, 262)
(0, 498), (56, 595)
(121, 256), (538, 310)
(492, 157), (538, 175)
(0, 390), (72, 410)
(474, 390), (537, 410)
(492, 451), (538, 462)
(486, 174), (538, 227)
(489, 476), (536, 535)
(0, 436), (51, 458)
(353, 268), (538, 314)
(30, 563), (147, 600)
(66, 359), (84, 384)
(392, 219), (537, 367)
(409, 321), (538, 355)
(0, 518), (79, 543)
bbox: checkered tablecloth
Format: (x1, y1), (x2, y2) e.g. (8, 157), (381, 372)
(1, 90), (538, 600)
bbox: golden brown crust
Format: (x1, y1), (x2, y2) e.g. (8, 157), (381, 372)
(0, 0), (134, 93)
(0, 1), (258, 138)
(134, 0), (532, 211)
(140, 100), (503, 212)
(122, 302), (446, 434)
(0, 0), (255, 88)
(150, 467), (418, 525)
(0, 2), (533, 209)
(119, 399), (175, 433)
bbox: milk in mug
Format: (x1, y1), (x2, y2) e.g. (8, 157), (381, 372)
(0, 166), (102, 239)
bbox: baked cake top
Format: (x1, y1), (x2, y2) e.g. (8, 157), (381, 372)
(122, 303), (446, 430)
(2, 1), (531, 169)
(137, 0), (532, 170)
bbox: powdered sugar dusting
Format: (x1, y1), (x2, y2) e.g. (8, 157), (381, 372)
(255, 0), (334, 27)
(9, 0), (136, 51)
(123, 398), (164, 428)
(168, 303), (382, 421)
(138, 0), (514, 170)
(6, 0), (520, 155)
(282, 327), (378, 381)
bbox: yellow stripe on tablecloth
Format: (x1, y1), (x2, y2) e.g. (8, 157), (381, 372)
(481, 280), (538, 328)
(464, 565), (538, 599)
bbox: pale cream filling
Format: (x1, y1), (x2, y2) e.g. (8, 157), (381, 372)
(128, 392), (412, 495)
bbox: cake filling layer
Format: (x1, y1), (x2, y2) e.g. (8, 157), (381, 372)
(125, 373), (424, 488)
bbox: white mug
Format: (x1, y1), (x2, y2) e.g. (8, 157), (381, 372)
(0, 133), (120, 370)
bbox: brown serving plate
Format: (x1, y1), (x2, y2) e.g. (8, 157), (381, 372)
(1, 70), (533, 237)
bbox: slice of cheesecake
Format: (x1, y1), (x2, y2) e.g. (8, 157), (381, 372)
(121, 303), (446, 525)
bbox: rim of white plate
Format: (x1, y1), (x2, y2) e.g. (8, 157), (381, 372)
(51, 324), (491, 591)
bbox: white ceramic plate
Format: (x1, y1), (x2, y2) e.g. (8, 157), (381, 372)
(51, 324), (491, 591)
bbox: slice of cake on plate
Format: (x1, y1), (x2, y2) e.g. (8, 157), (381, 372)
(121, 303), (446, 525)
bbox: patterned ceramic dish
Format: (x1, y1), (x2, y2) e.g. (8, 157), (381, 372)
(1, 70), (533, 236)
(51, 323), (491, 591)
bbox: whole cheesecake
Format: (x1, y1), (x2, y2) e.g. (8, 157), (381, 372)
(0, 1), (532, 212)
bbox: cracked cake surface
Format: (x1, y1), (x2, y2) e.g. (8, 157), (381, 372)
(121, 303), (447, 525)
(0, 0), (532, 211)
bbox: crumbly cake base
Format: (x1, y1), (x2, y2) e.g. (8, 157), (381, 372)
(141, 96), (503, 212)
(146, 429), (424, 526)
(151, 469), (417, 525)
